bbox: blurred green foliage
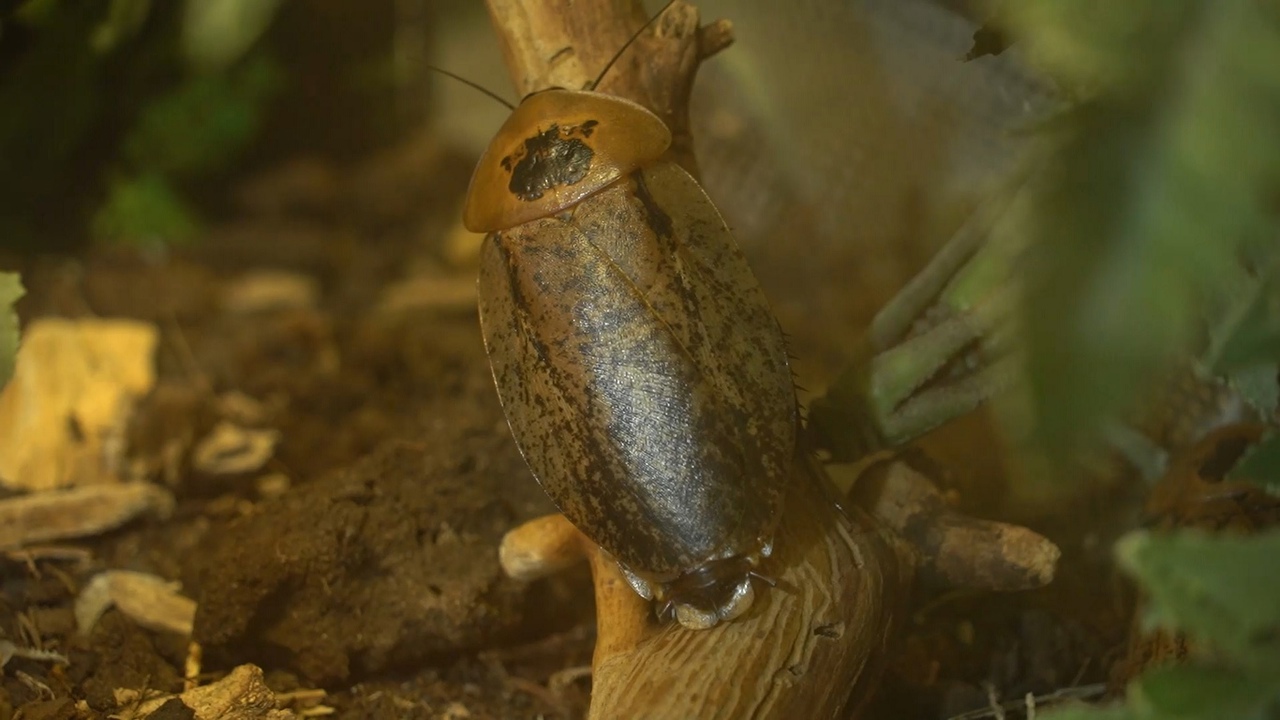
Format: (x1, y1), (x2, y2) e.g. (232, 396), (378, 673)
(1120, 531), (1280, 674)
(181, 0), (283, 73)
(991, 3), (1280, 718)
(1047, 530), (1280, 720)
(999, 0), (1280, 465)
(1230, 429), (1280, 495)
(91, 172), (198, 248)
(0, 0), (283, 249)
(122, 56), (279, 177)
(99, 54), (280, 246)
(91, 0), (153, 53)
(0, 272), (23, 388)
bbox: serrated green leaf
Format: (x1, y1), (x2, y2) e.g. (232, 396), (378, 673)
(1132, 665), (1278, 720)
(1001, 0), (1280, 463)
(1116, 530), (1280, 674)
(1229, 434), (1280, 494)
(91, 173), (199, 248)
(0, 272), (25, 389)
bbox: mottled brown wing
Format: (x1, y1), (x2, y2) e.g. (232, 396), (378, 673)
(627, 161), (796, 489)
(478, 163), (795, 578)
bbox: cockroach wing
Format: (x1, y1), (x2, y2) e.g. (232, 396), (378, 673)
(478, 160), (796, 579)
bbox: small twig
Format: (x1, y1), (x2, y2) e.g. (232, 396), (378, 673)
(16, 611), (42, 651)
(0, 640), (70, 670)
(276, 689), (328, 703)
(944, 683), (1108, 720)
(14, 670), (56, 699)
(547, 664), (593, 695)
(985, 682), (1006, 720)
(184, 640), (203, 691)
(3, 545), (95, 566)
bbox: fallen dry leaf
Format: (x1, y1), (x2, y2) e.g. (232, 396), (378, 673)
(77, 570), (197, 636)
(222, 271), (320, 314)
(112, 664), (298, 720)
(0, 318), (158, 491)
(0, 483), (174, 550)
(375, 276), (478, 315)
(193, 421), (281, 476)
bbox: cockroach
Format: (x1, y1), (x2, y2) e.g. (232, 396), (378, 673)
(461, 5), (797, 629)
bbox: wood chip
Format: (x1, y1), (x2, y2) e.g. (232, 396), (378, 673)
(222, 271), (319, 314)
(76, 570), (196, 636)
(0, 318), (158, 491)
(113, 664), (298, 720)
(193, 421), (280, 475)
(375, 276), (478, 315)
(0, 483), (174, 550)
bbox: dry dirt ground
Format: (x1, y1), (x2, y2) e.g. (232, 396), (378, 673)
(0, 133), (1132, 719)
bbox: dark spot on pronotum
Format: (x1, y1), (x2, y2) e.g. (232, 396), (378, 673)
(632, 171), (674, 238)
(501, 122), (599, 202)
(813, 622), (844, 639)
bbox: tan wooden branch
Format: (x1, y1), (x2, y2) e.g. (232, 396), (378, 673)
(503, 453), (909, 719)
(481, 1), (1060, 717)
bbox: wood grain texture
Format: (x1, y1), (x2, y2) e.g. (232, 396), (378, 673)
(498, 454), (913, 718)
(585, 453), (909, 720)
(479, 1), (910, 716)
(480, 3), (1065, 717)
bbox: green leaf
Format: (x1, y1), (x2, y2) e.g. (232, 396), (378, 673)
(1133, 665), (1278, 720)
(996, 2), (1168, 94)
(90, 0), (152, 53)
(0, 272), (25, 389)
(1116, 529), (1280, 674)
(181, 0), (283, 73)
(91, 173), (199, 248)
(1209, 264), (1280, 386)
(13, 0), (63, 26)
(1226, 363), (1279, 423)
(1001, 0), (1280, 462)
(122, 55), (281, 177)
(1229, 434), (1280, 495)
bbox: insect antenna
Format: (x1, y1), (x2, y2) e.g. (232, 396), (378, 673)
(427, 64), (516, 111)
(589, 0), (678, 90)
